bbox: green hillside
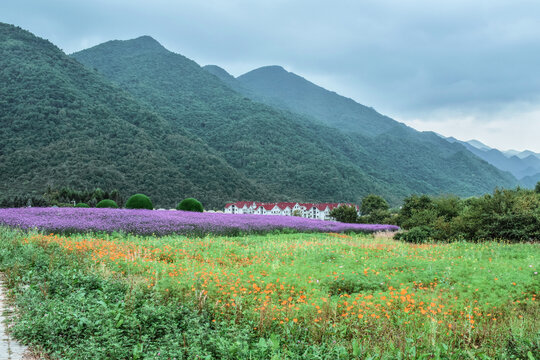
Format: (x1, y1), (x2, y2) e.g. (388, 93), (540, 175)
(72, 37), (401, 204)
(236, 65), (401, 137)
(205, 64), (518, 195)
(72, 36), (516, 205)
(0, 23), (268, 208)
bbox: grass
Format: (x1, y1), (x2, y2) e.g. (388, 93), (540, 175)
(0, 226), (538, 359)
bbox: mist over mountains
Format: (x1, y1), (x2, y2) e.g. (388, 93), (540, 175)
(0, 23), (522, 207)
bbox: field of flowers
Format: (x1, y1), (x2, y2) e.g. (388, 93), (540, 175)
(1, 226), (537, 359)
(0, 207), (399, 235)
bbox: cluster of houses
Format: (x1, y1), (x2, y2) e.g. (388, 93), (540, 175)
(223, 201), (360, 220)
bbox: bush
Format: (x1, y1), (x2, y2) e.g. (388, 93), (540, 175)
(177, 198), (204, 212)
(125, 194), (153, 210)
(75, 203), (90, 208)
(358, 209), (395, 225)
(361, 194), (389, 216)
(329, 205), (358, 223)
(96, 199), (118, 208)
(394, 226), (433, 243)
(395, 188), (540, 242)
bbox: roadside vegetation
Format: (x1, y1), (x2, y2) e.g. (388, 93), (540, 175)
(0, 228), (537, 359)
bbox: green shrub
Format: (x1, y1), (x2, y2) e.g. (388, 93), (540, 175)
(177, 198), (204, 212)
(358, 209), (394, 225)
(329, 205), (358, 223)
(75, 202), (90, 208)
(95, 199), (118, 208)
(125, 193), (153, 210)
(394, 226), (433, 243)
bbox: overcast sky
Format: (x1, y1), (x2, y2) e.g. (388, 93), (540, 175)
(3, 0), (540, 151)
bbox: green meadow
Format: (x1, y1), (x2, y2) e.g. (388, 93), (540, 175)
(0, 227), (538, 359)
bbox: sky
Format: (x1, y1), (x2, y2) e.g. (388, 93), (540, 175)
(2, 0), (540, 152)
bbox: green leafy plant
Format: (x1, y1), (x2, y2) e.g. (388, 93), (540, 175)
(329, 205), (358, 223)
(176, 198), (204, 212)
(125, 194), (153, 210)
(394, 225), (433, 243)
(75, 203), (90, 208)
(96, 199), (118, 208)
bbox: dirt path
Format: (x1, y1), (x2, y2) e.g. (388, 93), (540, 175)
(0, 279), (45, 360)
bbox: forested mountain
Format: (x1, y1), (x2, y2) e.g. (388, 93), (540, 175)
(234, 65), (401, 137)
(204, 64), (518, 193)
(0, 23), (268, 208)
(445, 137), (540, 180)
(72, 36), (516, 205)
(503, 149), (540, 160)
(72, 37), (397, 204)
(444, 137), (540, 188)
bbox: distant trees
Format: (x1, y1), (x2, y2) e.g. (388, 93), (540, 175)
(395, 188), (540, 243)
(535, 181), (540, 194)
(361, 194), (389, 215)
(43, 186), (123, 207)
(359, 194), (393, 224)
(330, 205), (359, 224)
(0, 195), (49, 208)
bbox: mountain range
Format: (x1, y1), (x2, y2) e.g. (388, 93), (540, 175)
(0, 24), (267, 208)
(0, 23), (520, 207)
(443, 137), (540, 187)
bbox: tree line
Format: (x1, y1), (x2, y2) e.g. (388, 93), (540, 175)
(331, 182), (540, 243)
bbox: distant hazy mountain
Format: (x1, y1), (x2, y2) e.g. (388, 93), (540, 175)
(71, 37), (517, 203)
(503, 149), (540, 160)
(465, 139), (492, 151)
(520, 172), (540, 188)
(443, 136), (540, 186)
(0, 23), (268, 207)
(465, 139), (540, 161)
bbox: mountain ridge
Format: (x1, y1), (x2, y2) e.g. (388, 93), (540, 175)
(0, 23), (269, 208)
(443, 136), (540, 183)
(72, 37), (516, 203)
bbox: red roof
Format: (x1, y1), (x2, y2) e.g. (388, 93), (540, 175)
(225, 201), (358, 211)
(276, 202), (296, 210)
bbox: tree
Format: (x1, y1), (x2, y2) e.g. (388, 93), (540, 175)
(177, 198), (204, 212)
(330, 205), (358, 223)
(96, 199), (118, 208)
(535, 181), (540, 194)
(126, 194), (153, 210)
(396, 194), (436, 229)
(360, 194), (389, 215)
(292, 209), (302, 217)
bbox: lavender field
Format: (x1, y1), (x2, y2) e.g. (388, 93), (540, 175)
(0, 207), (399, 236)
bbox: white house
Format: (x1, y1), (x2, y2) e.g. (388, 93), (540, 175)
(224, 201), (359, 220)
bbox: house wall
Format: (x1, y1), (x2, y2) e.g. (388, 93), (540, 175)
(224, 202), (359, 220)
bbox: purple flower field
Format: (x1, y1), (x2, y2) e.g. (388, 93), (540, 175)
(0, 207), (399, 236)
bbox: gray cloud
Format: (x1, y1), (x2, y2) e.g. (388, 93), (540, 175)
(2, 0), (540, 150)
